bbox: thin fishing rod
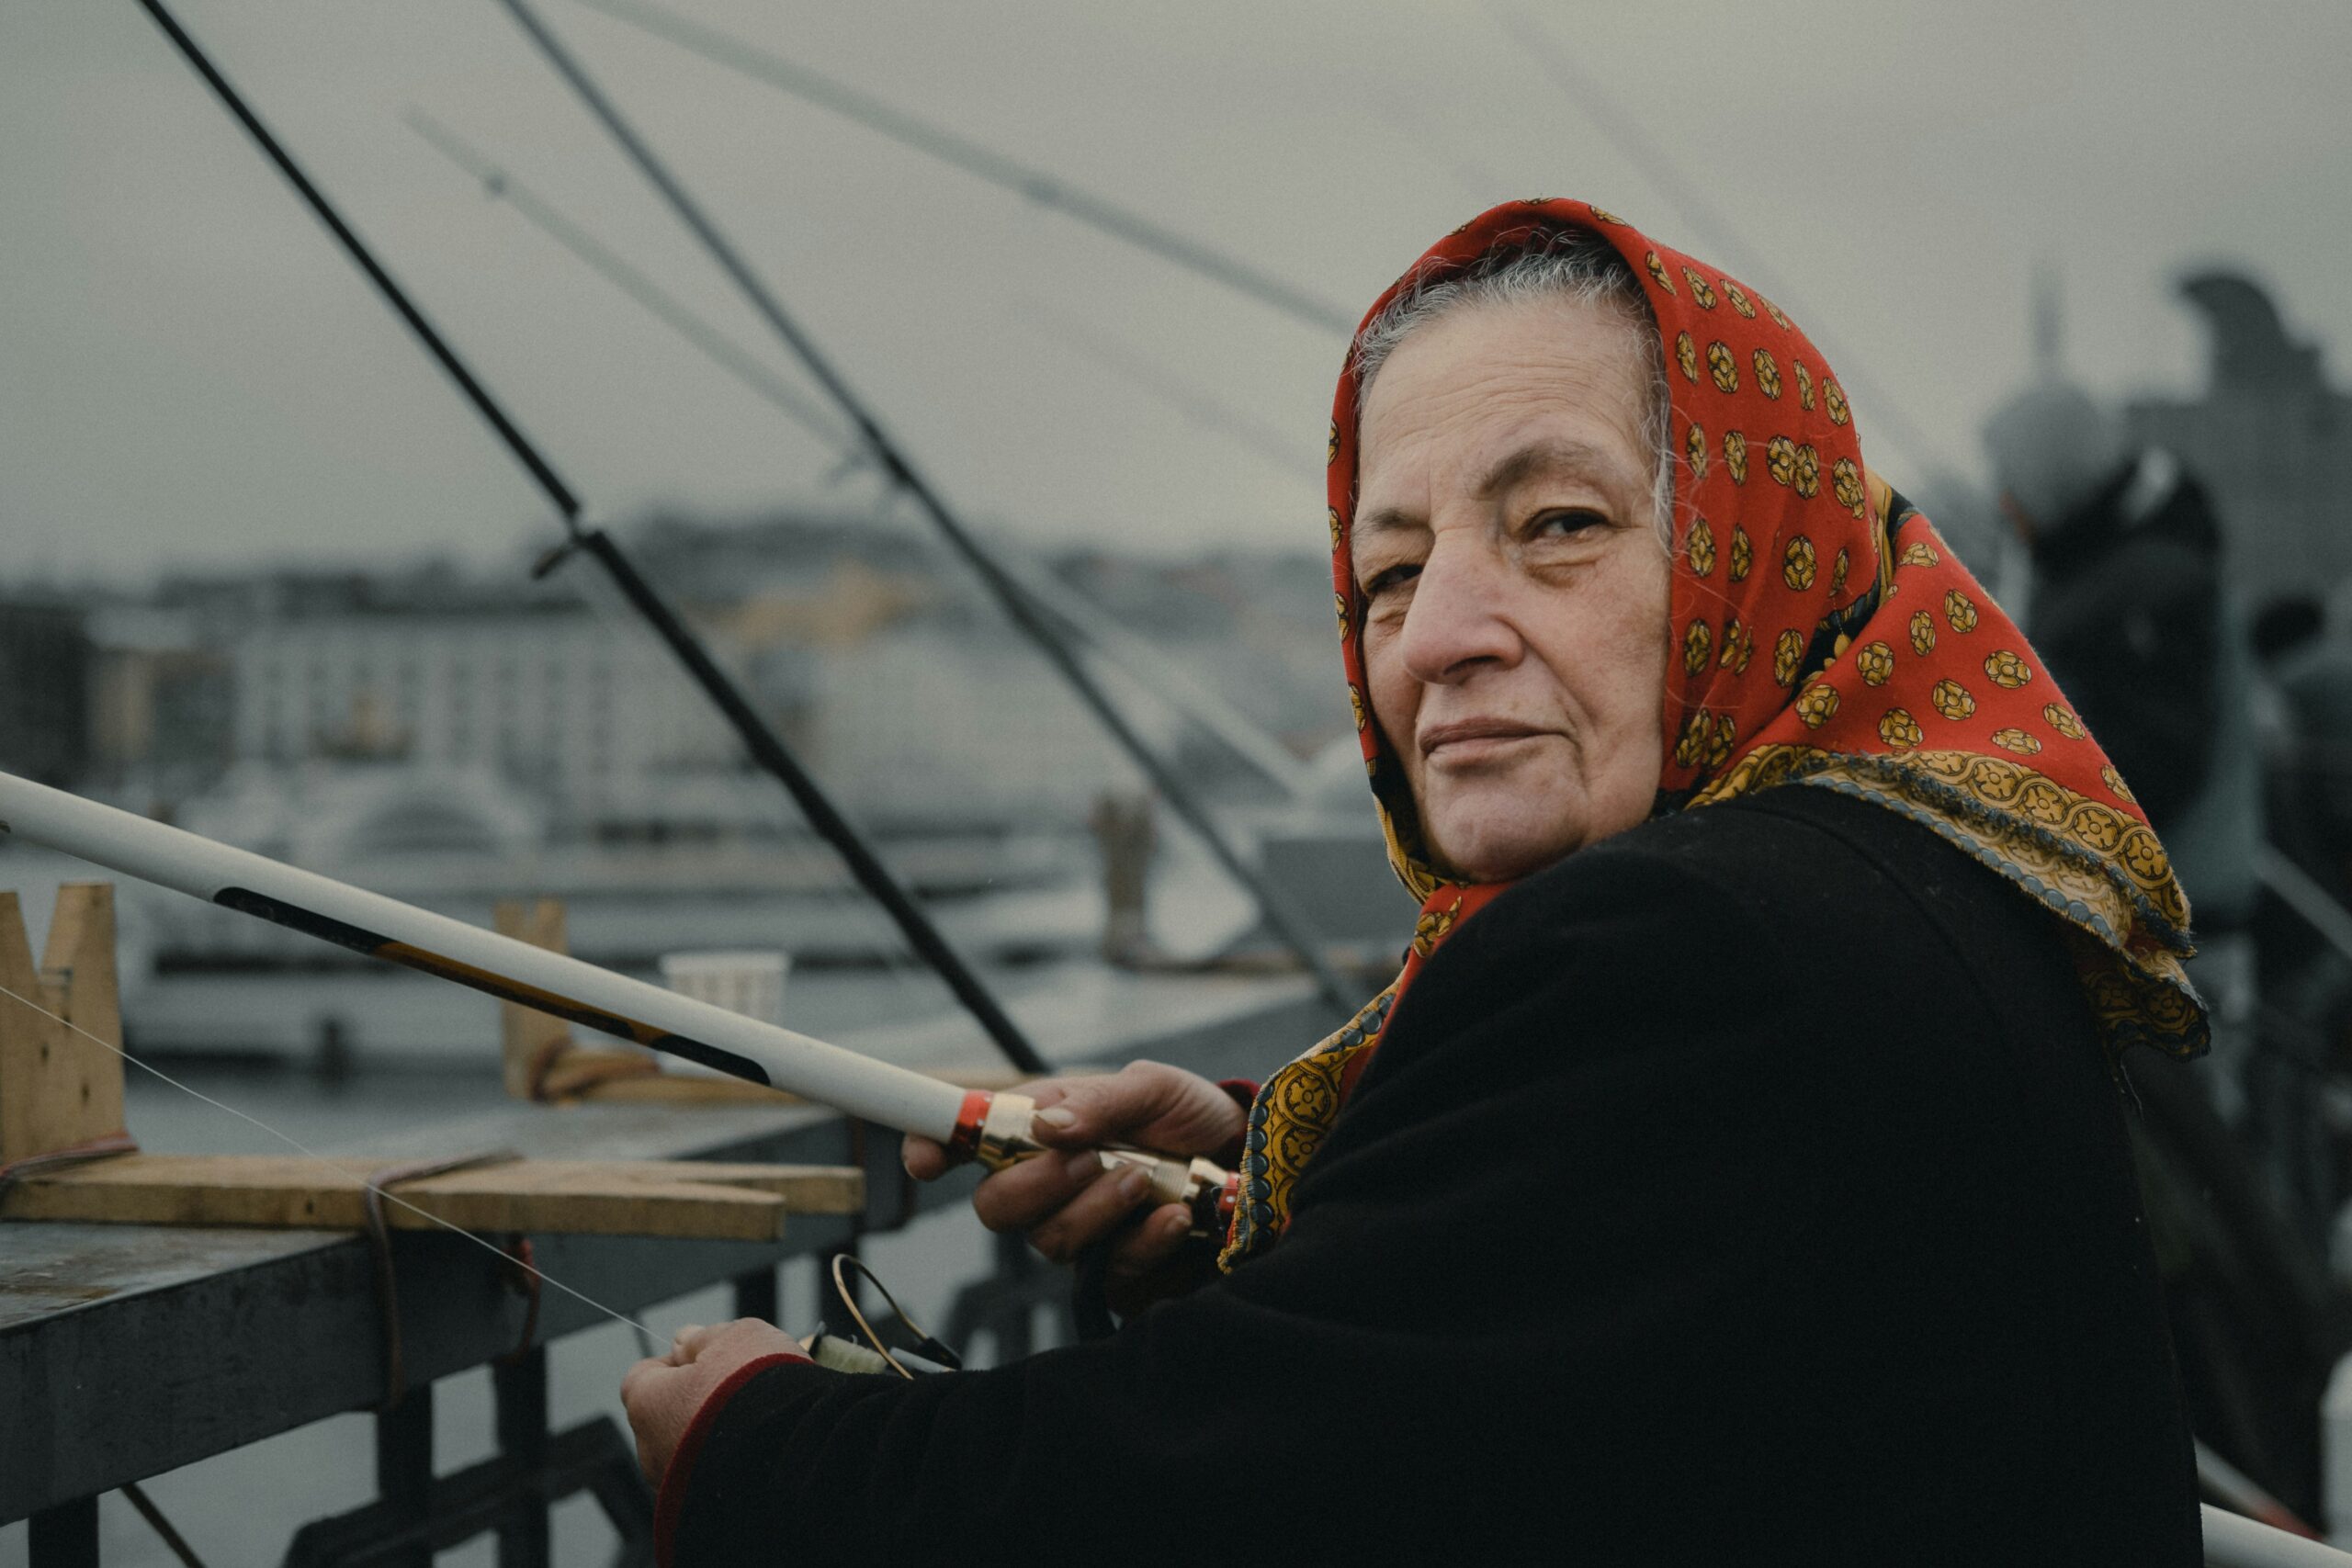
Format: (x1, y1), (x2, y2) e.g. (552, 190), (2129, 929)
(1485, 4), (1948, 478)
(130, 0), (1047, 1077)
(404, 111), (1313, 803)
(494, 0), (1360, 1012)
(571, 0), (1356, 336)
(130, 0), (584, 524)
(1022, 300), (1322, 485)
(992, 554), (1315, 805)
(405, 107), (854, 462)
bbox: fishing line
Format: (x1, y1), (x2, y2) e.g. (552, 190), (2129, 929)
(0, 977), (657, 1340)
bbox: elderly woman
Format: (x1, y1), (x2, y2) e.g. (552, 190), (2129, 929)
(621, 202), (2206, 1565)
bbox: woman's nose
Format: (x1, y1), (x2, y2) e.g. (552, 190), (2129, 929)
(1397, 536), (1521, 686)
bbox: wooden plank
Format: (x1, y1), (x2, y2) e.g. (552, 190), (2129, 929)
(40, 884), (127, 1153)
(0, 889), (54, 1160)
(43, 884), (124, 1055)
(392, 1159), (861, 1238)
(495, 897), (577, 1099)
(0, 885), (127, 1164)
(0, 1153), (863, 1242)
(533, 1044), (675, 1100)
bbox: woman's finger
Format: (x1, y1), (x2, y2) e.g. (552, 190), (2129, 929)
(1026, 1065), (1186, 1148)
(1027, 1061), (1240, 1154)
(969, 1147), (1105, 1234)
(900, 1134), (948, 1182)
(1026, 1161), (1157, 1264)
(1107, 1203), (1195, 1277)
(619, 1355), (669, 1404)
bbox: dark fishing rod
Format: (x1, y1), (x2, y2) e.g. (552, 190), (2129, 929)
(1022, 300), (1322, 486)
(571, 0), (1355, 336)
(492, 0), (1360, 1012)
(130, 0), (1049, 1077)
(403, 113), (1313, 805)
(1485, 3), (1947, 478)
(404, 108), (854, 464)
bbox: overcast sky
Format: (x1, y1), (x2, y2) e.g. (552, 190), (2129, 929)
(4, 0), (2346, 582)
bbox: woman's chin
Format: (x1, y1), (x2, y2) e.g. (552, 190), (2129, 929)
(1426, 810), (1588, 885)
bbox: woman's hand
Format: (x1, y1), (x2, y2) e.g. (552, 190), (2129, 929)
(619, 1319), (808, 1485)
(901, 1060), (1246, 1279)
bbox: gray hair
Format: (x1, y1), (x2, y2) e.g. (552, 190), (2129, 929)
(1351, 232), (1677, 550)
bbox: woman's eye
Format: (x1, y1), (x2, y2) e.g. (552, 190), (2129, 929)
(1361, 561), (1421, 597)
(1530, 508), (1607, 539)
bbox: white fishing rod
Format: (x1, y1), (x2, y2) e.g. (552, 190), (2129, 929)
(0, 770), (1237, 1233)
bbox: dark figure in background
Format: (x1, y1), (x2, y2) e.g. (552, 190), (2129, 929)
(1984, 384), (2256, 909)
(1987, 385), (2345, 1517)
(1985, 382), (2263, 1102)
(2252, 596), (2352, 1222)
(2256, 595), (2352, 918)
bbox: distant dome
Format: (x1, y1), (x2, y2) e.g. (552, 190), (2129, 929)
(301, 766), (541, 863)
(178, 763), (543, 867)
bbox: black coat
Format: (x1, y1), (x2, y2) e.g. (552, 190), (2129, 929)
(667, 784), (2199, 1566)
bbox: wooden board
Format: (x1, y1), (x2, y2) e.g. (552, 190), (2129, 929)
(0, 1153), (863, 1243)
(0, 883), (128, 1163)
(495, 898), (592, 1098)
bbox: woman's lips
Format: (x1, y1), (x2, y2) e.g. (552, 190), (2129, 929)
(1419, 720), (1549, 763)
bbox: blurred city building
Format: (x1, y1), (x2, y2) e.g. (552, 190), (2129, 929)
(0, 599), (94, 787)
(86, 604), (232, 804)
(2129, 271), (2352, 604)
(227, 606), (748, 834)
(0, 509), (1351, 848)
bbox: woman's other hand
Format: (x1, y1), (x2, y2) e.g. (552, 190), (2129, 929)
(900, 1060), (1245, 1275)
(619, 1319), (808, 1485)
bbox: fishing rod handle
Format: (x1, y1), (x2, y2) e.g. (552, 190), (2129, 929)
(949, 1090), (1239, 1239)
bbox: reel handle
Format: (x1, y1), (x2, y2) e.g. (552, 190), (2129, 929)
(950, 1090), (1238, 1239)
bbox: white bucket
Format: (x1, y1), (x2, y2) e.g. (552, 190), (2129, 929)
(658, 950), (791, 1077)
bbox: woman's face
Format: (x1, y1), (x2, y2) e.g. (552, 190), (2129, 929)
(1353, 295), (1672, 884)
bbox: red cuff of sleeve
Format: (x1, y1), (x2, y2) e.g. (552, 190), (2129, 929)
(653, 1351), (808, 1568)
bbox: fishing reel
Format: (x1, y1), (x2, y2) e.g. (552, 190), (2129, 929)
(944, 1089), (1238, 1241)
(802, 1255), (963, 1378)
(809, 1092), (1239, 1369)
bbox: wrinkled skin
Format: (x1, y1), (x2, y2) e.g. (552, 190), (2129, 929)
(622, 1318), (808, 1484)
(1352, 295), (1671, 882)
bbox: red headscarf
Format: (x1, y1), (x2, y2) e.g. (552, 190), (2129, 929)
(1222, 199), (2202, 1269)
